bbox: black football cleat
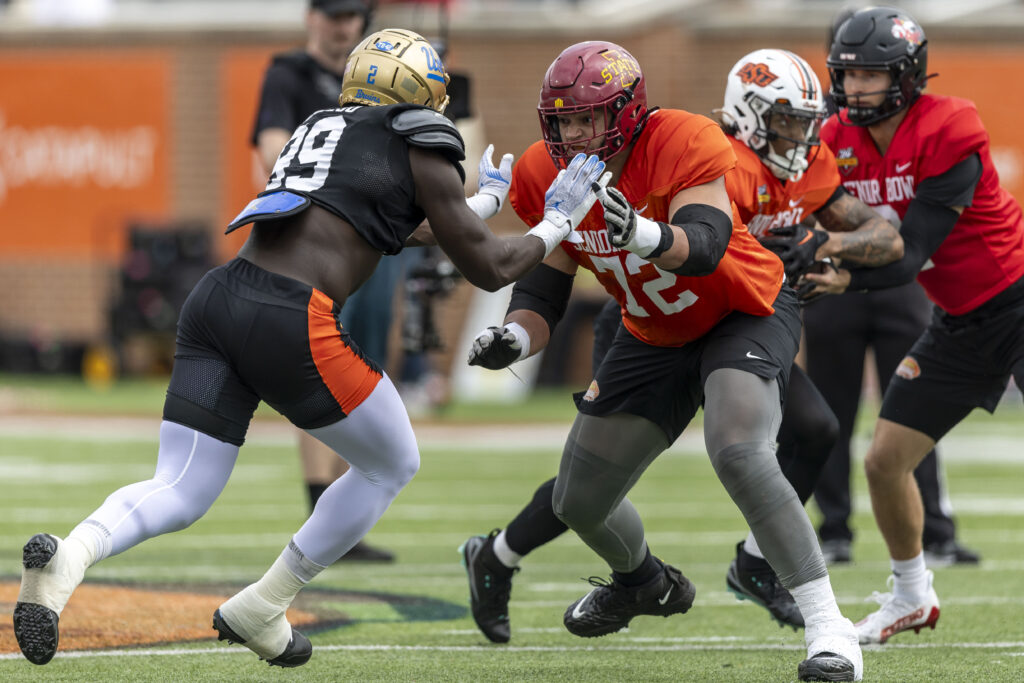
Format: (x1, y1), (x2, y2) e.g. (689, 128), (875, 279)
(726, 542), (804, 629)
(563, 562), (695, 638)
(459, 530), (517, 643)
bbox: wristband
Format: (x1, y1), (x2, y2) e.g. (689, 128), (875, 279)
(628, 215), (667, 257)
(466, 193), (500, 220)
(503, 321), (531, 360)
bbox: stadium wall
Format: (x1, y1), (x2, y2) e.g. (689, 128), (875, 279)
(0, 20), (1021, 380)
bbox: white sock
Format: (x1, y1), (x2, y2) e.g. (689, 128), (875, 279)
(742, 532), (764, 559)
(791, 575), (844, 630)
(68, 522), (107, 565)
(891, 553), (928, 600)
(492, 529), (522, 569)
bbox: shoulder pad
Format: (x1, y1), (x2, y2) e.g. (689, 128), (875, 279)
(390, 106), (466, 163)
(225, 191), (310, 234)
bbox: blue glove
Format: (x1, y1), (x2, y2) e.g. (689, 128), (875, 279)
(527, 154), (609, 255)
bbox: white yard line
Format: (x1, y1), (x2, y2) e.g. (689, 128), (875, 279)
(3, 640), (1024, 662)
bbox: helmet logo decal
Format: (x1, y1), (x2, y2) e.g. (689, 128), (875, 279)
(420, 45), (447, 83)
(554, 98), (564, 108)
(891, 18), (923, 48)
(600, 51), (641, 88)
(374, 40), (395, 51)
(737, 62), (779, 87)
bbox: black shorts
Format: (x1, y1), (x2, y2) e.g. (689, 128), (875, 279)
(164, 258), (382, 446)
(880, 276), (1024, 441)
(576, 287), (801, 443)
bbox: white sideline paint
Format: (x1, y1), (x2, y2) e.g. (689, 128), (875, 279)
(3, 640), (1024, 662)
(0, 414), (1022, 461)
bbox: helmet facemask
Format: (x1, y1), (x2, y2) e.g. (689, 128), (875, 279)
(756, 100), (824, 182)
(538, 77), (641, 166)
(829, 59), (925, 126)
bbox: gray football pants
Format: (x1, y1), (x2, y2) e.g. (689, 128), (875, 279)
(551, 367), (827, 588)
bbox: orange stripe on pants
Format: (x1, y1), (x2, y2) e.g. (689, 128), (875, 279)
(307, 289), (382, 416)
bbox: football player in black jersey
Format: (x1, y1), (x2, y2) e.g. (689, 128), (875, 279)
(252, 0), (398, 563)
(11, 28), (608, 669)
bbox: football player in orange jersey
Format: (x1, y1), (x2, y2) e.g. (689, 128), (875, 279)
(464, 41), (864, 681)
(460, 46), (903, 659)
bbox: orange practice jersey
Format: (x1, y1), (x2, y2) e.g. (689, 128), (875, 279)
(724, 137), (841, 237)
(510, 109), (784, 347)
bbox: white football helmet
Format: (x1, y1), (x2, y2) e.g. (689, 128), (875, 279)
(722, 49), (825, 182)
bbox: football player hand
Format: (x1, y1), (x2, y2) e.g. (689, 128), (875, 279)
(543, 153), (608, 230)
(527, 154), (609, 255)
(763, 224), (829, 279)
(477, 144), (513, 211)
(467, 324), (529, 370)
(795, 259), (848, 305)
(594, 184), (664, 258)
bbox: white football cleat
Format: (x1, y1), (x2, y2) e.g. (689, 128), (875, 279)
(213, 585), (312, 667)
(14, 534), (90, 665)
(856, 571), (940, 645)
(799, 616), (863, 681)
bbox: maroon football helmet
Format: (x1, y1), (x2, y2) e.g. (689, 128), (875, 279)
(538, 41), (650, 167)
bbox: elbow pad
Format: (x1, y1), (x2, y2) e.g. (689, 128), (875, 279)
(507, 264), (574, 335)
(668, 204), (733, 277)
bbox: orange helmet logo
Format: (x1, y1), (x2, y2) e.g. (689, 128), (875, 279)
(737, 62), (779, 87)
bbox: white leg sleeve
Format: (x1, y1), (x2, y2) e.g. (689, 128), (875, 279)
(73, 421), (238, 560)
(292, 374), (420, 566)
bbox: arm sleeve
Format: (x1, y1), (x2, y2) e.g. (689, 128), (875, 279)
(846, 155), (982, 291)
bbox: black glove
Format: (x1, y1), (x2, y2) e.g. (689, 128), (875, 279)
(794, 258), (838, 306)
(598, 185), (637, 250)
(762, 224), (829, 279)
(467, 326), (524, 370)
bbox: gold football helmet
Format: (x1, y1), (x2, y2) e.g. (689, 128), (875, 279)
(340, 28), (450, 113)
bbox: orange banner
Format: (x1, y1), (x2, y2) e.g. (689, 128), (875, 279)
(0, 51), (171, 257)
(219, 47), (290, 261)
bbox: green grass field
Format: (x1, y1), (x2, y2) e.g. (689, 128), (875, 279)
(1, 375), (1022, 681)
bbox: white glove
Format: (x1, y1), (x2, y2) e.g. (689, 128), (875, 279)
(466, 144), (513, 220)
(527, 154), (610, 256)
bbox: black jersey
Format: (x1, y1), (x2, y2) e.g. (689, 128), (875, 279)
(258, 103), (464, 255)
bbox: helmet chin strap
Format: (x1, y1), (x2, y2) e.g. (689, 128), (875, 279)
(766, 146), (809, 183)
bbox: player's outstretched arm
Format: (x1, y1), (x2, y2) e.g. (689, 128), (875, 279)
(811, 190), (904, 266)
(412, 148), (604, 291)
(410, 146), (544, 291)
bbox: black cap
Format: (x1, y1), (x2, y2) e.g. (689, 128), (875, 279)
(310, 0), (371, 18)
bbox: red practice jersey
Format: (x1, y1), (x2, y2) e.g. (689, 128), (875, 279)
(725, 137), (841, 235)
(823, 94), (1024, 315)
(510, 109), (784, 347)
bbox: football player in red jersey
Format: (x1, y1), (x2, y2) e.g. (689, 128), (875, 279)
(11, 29), (608, 669)
(466, 41), (863, 681)
(801, 6), (1024, 645)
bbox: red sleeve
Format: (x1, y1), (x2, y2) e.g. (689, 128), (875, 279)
(918, 100), (988, 181)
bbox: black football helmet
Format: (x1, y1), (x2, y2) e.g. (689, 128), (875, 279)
(827, 6), (929, 126)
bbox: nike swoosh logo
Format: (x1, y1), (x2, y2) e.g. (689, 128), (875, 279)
(895, 161), (912, 173)
(797, 232), (814, 245)
(572, 589), (597, 619)
(658, 587), (673, 605)
(746, 351), (766, 361)
(635, 202), (649, 214)
(788, 197), (804, 208)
